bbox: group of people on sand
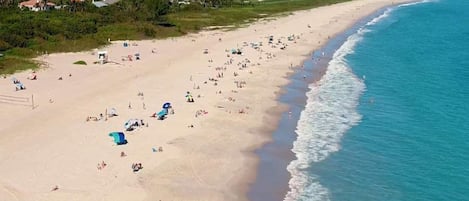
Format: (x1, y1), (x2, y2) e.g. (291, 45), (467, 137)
(86, 113), (104, 122)
(132, 163), (143, 172)
(97, 161), (107, 170)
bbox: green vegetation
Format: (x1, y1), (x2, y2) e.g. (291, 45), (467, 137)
(73, 60), (87, 65)
(0, 0), (350, 75)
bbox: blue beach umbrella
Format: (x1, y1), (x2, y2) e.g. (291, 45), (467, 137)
(162, 102), (171, 109)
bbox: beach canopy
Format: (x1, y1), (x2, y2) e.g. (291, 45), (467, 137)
(109, 132), (127, 145)
(157, 109), (168, 120)
(162, 102), (171, 109)
(124, 119), (140, 130)
(108, 108), (117, 117)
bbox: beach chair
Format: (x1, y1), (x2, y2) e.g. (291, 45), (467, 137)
(157, 109), (168, 120)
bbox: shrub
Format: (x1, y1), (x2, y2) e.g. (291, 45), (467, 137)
(73, 60), (87, 65)
(0, 40), (10, 52)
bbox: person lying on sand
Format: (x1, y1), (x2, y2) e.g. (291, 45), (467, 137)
(86, 116), (99, 122)
(132, 163), (143, 172)
(51, 185), (59, 191)
(27, 74), (37, 80)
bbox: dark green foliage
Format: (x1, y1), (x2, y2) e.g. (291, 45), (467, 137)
(73, 60), (87, 65)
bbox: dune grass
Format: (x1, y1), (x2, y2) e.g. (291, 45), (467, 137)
(167, 0), (349, 32)
(73, 60), (87, 65)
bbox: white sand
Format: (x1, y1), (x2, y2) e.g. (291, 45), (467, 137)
(0, 1), (410, 200)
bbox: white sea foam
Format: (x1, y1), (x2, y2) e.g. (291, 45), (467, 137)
(399, 0), (435, 8)
(283, 28), (367, 201)
(369, 0), (434, 27)
(283, 1), (438, 200)
(366, 8), (394, 26)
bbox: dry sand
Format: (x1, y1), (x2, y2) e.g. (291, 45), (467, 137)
(0, 0), (410, 200)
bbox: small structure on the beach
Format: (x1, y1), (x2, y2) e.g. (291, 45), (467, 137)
(124, 119), (144, 131)
(151, 102), (172, 120)
(97, 51), (108, 64)
(155, 109), (168, 120)
(231, 48), (242, 55)
(109, 132), (127, 145)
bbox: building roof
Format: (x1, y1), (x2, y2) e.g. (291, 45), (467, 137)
(19, 0), (55, 7)
(103, 0), (120, 5)
(92, 1), (108, 7)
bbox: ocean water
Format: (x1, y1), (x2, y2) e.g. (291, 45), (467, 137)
(284, 0), (469, 201)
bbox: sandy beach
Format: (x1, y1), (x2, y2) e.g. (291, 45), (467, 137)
(0, 1), (409, 200)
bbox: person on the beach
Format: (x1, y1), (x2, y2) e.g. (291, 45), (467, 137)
(132, 163), (143, 172)
(51, 185), (59, 191)
(186, 91), (194, 102)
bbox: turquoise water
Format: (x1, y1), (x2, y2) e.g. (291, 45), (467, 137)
(284, 0), (469, 200)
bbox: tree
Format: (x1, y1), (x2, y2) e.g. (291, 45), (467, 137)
(144, 0), (170, 21)
(0, 0), (21, 8)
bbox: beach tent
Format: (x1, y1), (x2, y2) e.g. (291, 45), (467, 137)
(97, 51), (108, 64)
(108, 108), (118, 117)
(109, 132), (127, 145)
(124, 119), (140, 131)
(162, 102), (171, 109)
(157, 109), (168, 120)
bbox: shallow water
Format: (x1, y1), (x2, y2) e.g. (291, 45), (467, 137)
(287, 0), (469, 200)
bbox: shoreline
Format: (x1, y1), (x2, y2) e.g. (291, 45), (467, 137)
(0, 1), (412, 201)
(248, 1), (417, 201)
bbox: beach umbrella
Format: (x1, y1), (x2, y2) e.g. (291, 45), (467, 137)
(162, 102), (171, 109)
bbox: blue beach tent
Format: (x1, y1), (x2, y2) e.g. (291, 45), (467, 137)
(157, 109), (168, 120)
(109, 132), (127, 145)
